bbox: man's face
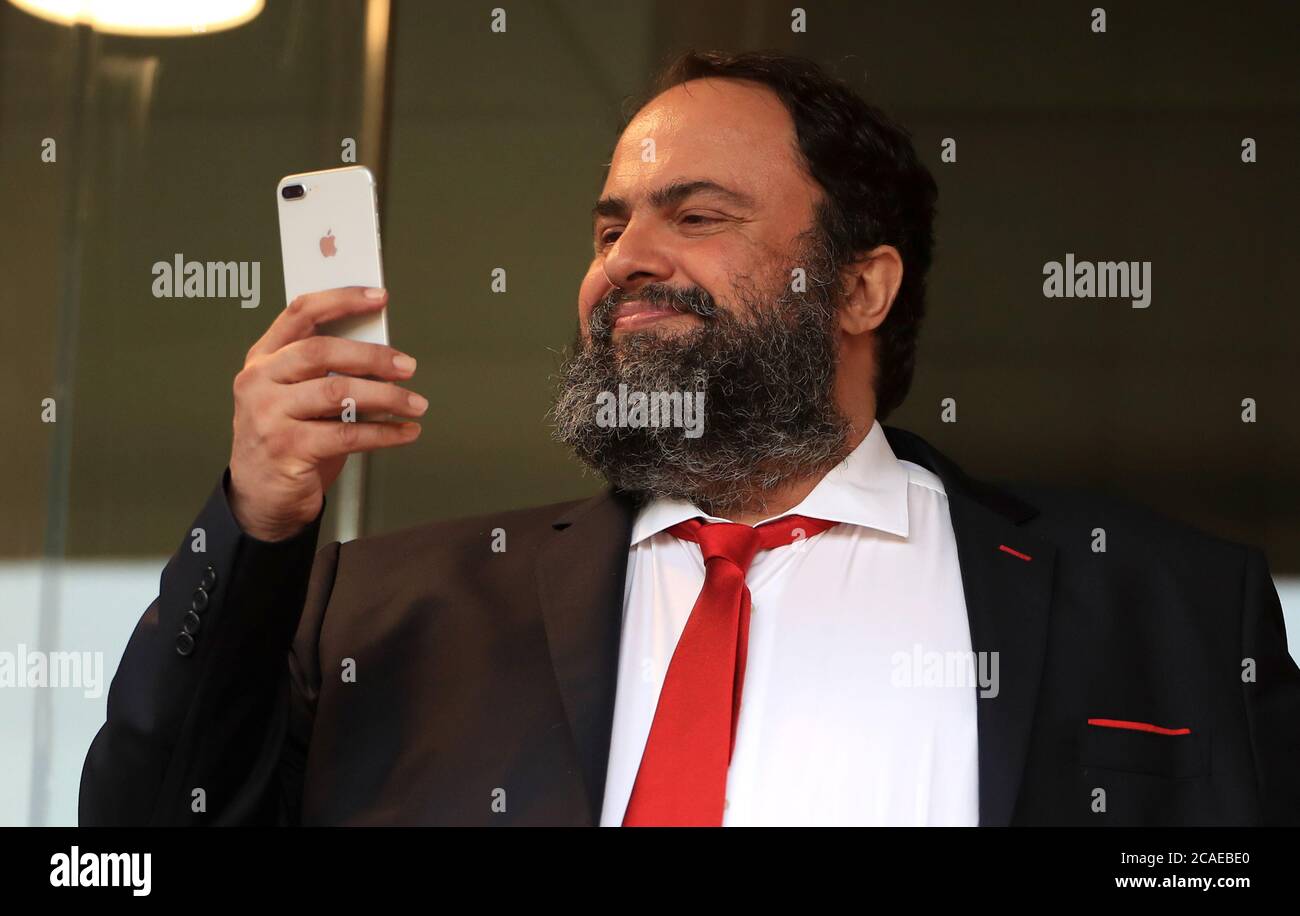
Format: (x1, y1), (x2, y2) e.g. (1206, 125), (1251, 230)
(578, 78), (826, 339)
(553, 77), (855, 515)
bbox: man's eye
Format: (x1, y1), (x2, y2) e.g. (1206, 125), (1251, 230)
(680, 213), (718, 226)
(598, 228), (623, 247)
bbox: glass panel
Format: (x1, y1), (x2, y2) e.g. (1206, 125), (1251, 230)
(0, 0), (371, 826)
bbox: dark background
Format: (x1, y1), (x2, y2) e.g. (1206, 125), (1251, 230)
(3, 0), (1297, 569)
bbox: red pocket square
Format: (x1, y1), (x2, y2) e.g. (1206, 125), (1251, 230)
(1087, 717), (1191, 736)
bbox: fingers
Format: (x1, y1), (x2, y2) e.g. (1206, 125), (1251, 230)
(267, 335), (417, 384)
(285, 374), (428, 421)
(233, 285), (425, 467)
(250, 286), (389, 359)
(297, 418), (422, 461)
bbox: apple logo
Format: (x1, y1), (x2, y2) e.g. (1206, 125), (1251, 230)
(319, 229), (337, 258)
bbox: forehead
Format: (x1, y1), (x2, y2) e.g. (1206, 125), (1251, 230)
(603, 77), (812, 201)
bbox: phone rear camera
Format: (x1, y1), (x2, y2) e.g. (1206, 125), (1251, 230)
(282, 184), (305, 200)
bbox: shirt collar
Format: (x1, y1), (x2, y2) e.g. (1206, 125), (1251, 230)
(629, 419), (911, 545)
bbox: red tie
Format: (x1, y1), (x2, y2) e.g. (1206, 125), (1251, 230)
(621, 513), (839, 826)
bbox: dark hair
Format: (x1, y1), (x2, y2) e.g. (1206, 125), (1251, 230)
(626, 50), (938, 421)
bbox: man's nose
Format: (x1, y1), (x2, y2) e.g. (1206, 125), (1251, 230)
(602, 220), (674, 290)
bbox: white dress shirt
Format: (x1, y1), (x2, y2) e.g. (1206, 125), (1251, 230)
(598, 419), (980, 826)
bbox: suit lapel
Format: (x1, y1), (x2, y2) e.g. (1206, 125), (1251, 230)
(534, 486), (638, 824)
(884, 426), (1056, 826)
(948, 489), (1057, 825)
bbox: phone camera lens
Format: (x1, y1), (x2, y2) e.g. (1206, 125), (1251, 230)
(282, 184), (305, 200)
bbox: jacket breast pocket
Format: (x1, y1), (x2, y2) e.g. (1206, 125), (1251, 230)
(1078, 721), (1210, 779)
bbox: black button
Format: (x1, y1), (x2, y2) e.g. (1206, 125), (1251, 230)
(176, 632), (196, 656)
(200, 565), (217, 591)
(191, 587), (209, 613)
(182, 611), (202, 634)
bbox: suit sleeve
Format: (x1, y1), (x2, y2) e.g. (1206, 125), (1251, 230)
(78, 467), (337, 826)
(1240, 546), (1300, 826)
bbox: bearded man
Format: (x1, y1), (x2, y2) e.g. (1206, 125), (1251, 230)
(81, 50), (1300, 827)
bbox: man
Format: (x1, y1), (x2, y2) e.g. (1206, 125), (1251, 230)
(80, 50), (1299, 826)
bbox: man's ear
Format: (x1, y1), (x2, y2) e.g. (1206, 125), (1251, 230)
(838, 244), (903, 336)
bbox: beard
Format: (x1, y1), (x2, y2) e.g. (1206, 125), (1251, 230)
(549, 227), (854, 518)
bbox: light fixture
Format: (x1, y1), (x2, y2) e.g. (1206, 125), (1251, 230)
(7, 0), (264, 36)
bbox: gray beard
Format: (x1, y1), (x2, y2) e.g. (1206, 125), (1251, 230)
(550, 232), (853, 518)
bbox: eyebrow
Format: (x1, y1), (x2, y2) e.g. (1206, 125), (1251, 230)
(591, 179), (756, 226)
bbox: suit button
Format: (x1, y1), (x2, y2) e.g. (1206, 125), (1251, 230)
(182, 611), (202, 634)
(176, 632), (196, 656)
(191, 587), (209, 612)
(200, 565), (217, 591)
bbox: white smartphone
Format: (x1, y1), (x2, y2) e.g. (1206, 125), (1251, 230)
(276, 165), (389, 346)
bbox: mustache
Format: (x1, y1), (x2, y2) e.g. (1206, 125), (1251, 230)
(589, 282), (720, 339)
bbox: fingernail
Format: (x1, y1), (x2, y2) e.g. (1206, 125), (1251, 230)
(393, 354), (416, 373)
(364, 287), (387, 300)
(408, 394), (428, 412)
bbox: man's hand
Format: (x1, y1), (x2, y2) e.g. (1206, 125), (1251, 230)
(228, 287), (425, 541)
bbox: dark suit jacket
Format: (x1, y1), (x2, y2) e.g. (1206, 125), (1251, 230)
(79, 426), (1300, 826)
